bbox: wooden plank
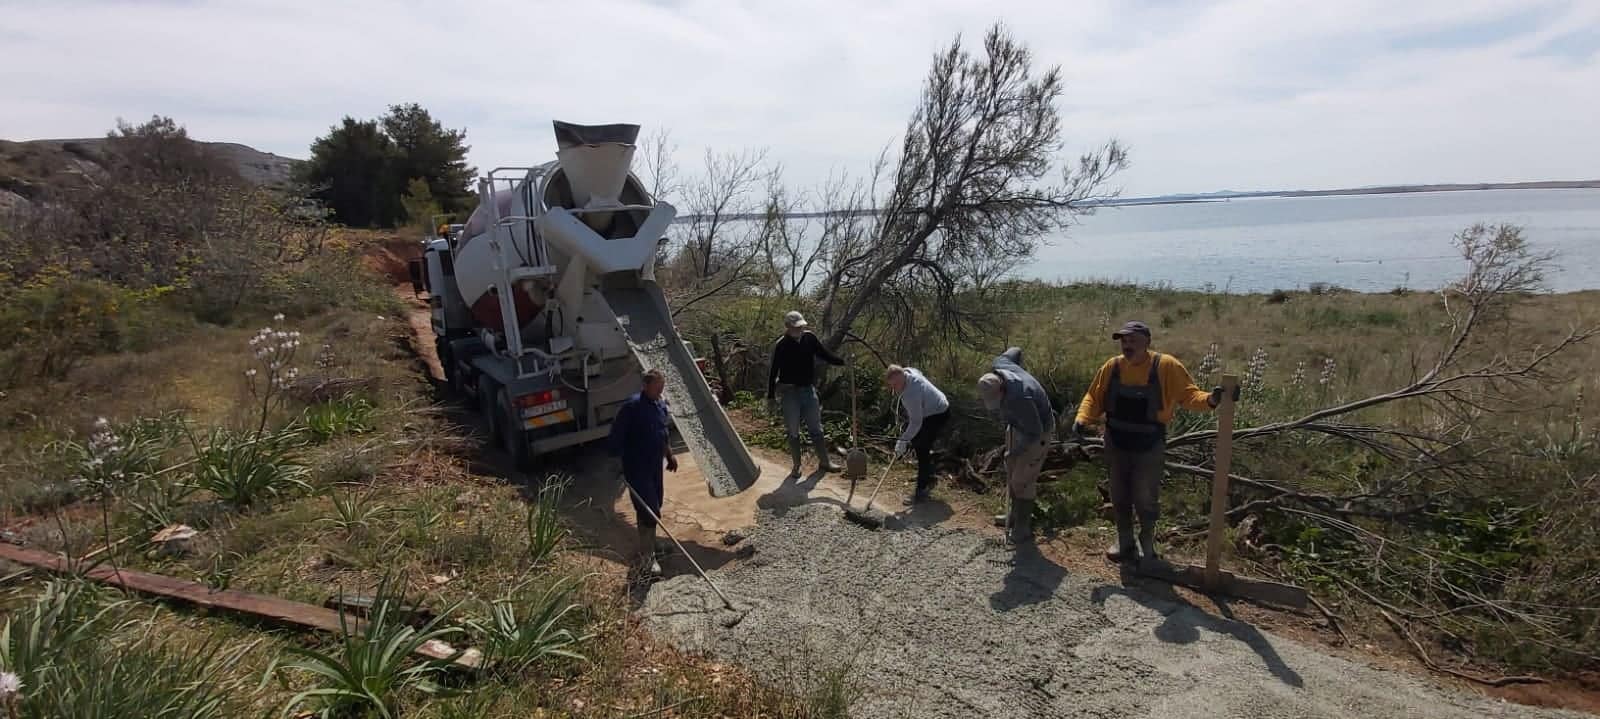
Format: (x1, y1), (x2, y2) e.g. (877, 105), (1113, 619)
(1137, 557), (1309, 609)
(1205, 374), (1240, 589)
(0, 543), (479, 668)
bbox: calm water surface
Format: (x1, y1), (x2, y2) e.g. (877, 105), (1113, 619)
(1031, 189), (1600, 292)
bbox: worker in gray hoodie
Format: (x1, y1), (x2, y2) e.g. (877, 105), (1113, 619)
(976, 347), (1056, 544)
(886, 365), (950, 505)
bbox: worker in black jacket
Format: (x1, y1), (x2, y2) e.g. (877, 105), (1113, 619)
(767, 311), (846, 478)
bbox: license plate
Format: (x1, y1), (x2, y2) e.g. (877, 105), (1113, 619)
(523, 410), (574, 429)
(521, 400), (568, 418)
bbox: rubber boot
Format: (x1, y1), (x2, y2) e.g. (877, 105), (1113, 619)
(1105, 515), (1138, 564)
(637, 523), (662, 578)
(813, 437), (837, 473)
(1008, 498), (1035, 545)
(787, 439), (804, 479)
(1138, 520), (1159, 565)
(993, 491), (1014, 528)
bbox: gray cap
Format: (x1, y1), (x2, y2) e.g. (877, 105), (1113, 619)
(1112, 320), (1152, 340)
(977, 373), (1005, 410)
(784, 311), (809, 329)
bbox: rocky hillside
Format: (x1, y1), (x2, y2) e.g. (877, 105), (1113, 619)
(0, 137), (298, 211)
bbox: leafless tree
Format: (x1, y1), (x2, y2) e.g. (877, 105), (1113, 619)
(762, 171), (871, 298)
(656, 148), (774, 319)
(637, 127), (681, 202)
(814, 23), (1128, 350)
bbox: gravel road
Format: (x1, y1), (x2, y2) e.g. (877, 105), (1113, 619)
(640, 504), (1584, 719)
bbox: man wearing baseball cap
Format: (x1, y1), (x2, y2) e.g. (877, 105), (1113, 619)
(976, 346), (1055, 545)
(1075, 320), (1237, 565)
(767, 310), (847, 478)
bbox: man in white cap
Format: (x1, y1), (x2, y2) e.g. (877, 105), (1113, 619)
(976, 347), (1055, 544)
(767, 310), (846, 478)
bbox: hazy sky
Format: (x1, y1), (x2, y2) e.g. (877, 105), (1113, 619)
(3, 0), (1598, 196)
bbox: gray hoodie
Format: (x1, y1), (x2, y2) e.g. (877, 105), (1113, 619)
(992, 347), (1055, 454)
(896, 368), (950, 446)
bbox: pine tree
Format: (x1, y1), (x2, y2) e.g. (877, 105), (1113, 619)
(298, 117), (401, 227)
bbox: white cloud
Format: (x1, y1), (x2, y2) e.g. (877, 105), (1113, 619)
(1, 0), (1595, 195)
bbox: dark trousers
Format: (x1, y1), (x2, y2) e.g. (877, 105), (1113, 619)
(912, 410), (951, 496)
(1104, 436), (1166, 533)
(623, 462), (665, 529)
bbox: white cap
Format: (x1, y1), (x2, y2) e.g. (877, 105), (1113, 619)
(977, 373), (1005, 410)
(784, 311), (809, 329)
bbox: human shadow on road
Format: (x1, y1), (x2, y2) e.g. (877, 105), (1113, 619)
(755, 468), (846, 517)
(882, 498), (955, 530)
(989, 541), (1069, 612)
(1090, 567), (1304, 688)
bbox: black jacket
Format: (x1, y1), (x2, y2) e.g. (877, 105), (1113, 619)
(767, 332), (844, 398)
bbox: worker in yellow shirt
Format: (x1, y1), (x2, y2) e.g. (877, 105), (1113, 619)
(1074, 321), (1237, 565)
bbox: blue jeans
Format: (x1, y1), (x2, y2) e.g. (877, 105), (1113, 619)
(779, 384), (824, 445)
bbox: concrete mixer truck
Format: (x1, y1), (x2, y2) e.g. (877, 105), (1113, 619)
(412, 121), (759, 497)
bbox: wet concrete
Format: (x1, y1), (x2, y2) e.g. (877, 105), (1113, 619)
(640, 504), (1585, 719)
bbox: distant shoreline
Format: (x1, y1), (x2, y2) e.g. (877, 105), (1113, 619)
(1098, 179), (1600, 207)
(676, 180), (1600, 221)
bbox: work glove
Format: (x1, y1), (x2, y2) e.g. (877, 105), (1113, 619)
(894, 440), (909, 459)
(1072, 421), (1090, 439)
(1209, 385), (1242, 408)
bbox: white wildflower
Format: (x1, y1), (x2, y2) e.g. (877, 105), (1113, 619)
(94, 417), (110, 429)
(1291, 360), (1306, 388)
(1244, 347), (1269, 395)
(290, 331), (301, 338)
(273, 313), (285, 322)
(1198, 342), (1220, 378)
(1, 669), (23, 697)
(1319, 357), (1337, 387)
(245, 368), (257, 377)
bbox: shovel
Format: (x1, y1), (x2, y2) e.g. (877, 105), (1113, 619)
(843, 452), (900, 529)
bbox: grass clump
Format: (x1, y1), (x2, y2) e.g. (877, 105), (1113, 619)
(186, 427), (309, 509)
(273, 577), (465, 718)
(466, 579), (589, 678)
(0, 580), (256, 719)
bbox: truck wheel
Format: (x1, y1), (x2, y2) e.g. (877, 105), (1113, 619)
(497, 389), (536, 472)
(436, 339), (461, 395)
(477, 375), (499, 441)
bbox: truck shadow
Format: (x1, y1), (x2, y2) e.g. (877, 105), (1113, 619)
(1089, 567), (1305, 688)
(441, 399), (749, 601)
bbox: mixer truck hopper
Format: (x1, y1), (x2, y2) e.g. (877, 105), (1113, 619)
(413, 121), (760, 497)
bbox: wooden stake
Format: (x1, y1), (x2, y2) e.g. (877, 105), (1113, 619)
(1204, 374), (1239, 589)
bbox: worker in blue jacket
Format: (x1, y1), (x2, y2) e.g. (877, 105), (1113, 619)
(608, 368), (678, 577)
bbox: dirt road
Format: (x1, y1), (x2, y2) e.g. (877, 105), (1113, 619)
(640, 504), (1585, 719)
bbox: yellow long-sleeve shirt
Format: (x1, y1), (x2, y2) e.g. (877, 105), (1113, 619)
(1076, 352), (1213, 427)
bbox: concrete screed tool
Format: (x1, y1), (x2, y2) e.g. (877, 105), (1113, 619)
(843, 452), (900, 529)
(620, 481), (749, 627)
